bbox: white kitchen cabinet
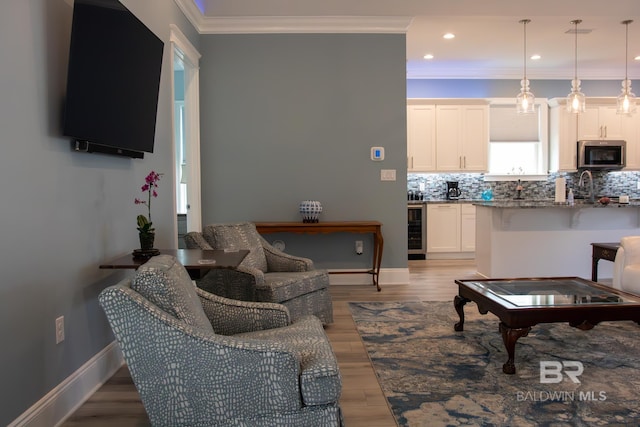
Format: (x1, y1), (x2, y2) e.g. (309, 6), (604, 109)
(578, 105), (624, 140)
(436, 105), (489, 172)
(407, 99), (489, 172)
(576, 101), (638, 169)
(549, 99), (578, 172)
(460, 204), (476, 252)
(407, 105), (436, 171)
(427, 203), (475, 254)
(427, 204), (460, 252)
(549, 98), (638, 172)
(623, 115), (640, 169)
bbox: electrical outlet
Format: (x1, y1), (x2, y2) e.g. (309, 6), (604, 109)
(55, 316), (65, 344)
(355, 240), (364, 255)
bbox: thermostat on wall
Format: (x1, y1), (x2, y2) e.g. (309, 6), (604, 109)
(371, 146), (384, 161)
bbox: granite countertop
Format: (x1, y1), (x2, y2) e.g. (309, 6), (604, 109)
(473, 199), (640, 208)
(408, 199), (640, 208)
(408, 199), (482, 204)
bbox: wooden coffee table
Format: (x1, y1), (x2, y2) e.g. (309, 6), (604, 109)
(454, 277), (640, 374)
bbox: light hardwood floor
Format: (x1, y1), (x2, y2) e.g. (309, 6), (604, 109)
(62, 259), (481, 427)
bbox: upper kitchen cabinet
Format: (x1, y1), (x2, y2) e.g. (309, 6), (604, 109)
(436, 104), (489, 172)
(549, 97), (639, 172)
(407, 99), (489, 173)
(578, 104), (624, 140)
(549, 98), (578, 172)
(579, 99), (639, 170)
(407, 104), (436, 171)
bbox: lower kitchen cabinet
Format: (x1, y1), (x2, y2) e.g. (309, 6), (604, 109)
(460, 204), (476, 252)
(427, 203), (476, 255)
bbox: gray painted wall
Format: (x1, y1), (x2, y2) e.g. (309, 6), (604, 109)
(198, 34), (408, 270)
(0, 0), (198, 424)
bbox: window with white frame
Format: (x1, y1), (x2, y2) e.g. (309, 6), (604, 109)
(487, 100), (548, 179)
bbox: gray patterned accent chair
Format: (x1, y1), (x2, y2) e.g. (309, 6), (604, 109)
(99, 254), (343, 427)
(184, 222), (333, 324)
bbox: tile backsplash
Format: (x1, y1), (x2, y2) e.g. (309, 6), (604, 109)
(408, 171), (640, 201)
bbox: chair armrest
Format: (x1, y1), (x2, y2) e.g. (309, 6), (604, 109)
(195, 265), (265, 300)
(197, 288), (291, 334)
(184, 231), (213, 249)
(261, 236), (315, 272)
(612, 246), (625, 290)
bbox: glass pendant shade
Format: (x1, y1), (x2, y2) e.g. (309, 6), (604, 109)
(617, 80), (637, 115)
(617, 20), (636, 115)
(567, 79), (586, 113)
(566, 19), (585, 114)
(516, 19), (535, 114)
(517, 79), (535, 114)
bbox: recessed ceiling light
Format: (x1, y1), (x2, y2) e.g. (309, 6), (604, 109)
(423, 54), (434, 60)
(531, 54), (541, 60)
(635, 55), (640, 61)
(443, 33), (455, 40)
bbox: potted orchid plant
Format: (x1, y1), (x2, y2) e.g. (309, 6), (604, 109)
(134, 171), (162, 251)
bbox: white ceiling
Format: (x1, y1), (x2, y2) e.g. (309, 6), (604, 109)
(178, 0), (640, 80)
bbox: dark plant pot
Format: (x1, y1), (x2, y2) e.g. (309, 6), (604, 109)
(139, 231), (155, 250)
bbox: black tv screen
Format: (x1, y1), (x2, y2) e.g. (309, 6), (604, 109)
(63, 0), (164, 158)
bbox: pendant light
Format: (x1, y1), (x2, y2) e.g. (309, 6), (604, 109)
(516, 19), (535, 114)
(617, 20), (636, 115)
(566, 19), (586, 114)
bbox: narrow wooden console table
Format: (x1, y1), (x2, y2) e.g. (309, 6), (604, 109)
(254, 221), (383, 291)
(590, 242), (620, 282)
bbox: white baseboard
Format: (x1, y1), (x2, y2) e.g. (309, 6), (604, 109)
(9, 342), (124, 427)
(328, 267), (409, 285)
(426, 252), (475, 260)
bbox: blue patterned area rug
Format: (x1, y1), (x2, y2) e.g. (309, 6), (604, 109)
(349, 301), (640, 427)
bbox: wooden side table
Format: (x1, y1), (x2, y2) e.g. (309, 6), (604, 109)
(99, 249), (249, 279)
(590, 242), (620, 282)
(254, 221), (383, 291)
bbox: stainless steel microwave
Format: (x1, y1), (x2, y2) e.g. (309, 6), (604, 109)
(577, 140), (626, 169)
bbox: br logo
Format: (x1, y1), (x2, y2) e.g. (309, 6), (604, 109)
(540, 361), (584, 384)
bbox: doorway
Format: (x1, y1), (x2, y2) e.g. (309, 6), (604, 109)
(170, 25), (201, 247)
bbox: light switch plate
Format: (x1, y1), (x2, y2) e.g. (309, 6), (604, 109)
(381, 169), (396, 181)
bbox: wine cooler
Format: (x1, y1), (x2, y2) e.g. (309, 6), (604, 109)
(408, 204), (426, 259)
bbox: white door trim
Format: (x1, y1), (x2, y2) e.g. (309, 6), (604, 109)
(170, 24), (202, 236)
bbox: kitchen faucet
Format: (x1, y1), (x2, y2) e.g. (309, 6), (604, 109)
(578, 170), (594, 203)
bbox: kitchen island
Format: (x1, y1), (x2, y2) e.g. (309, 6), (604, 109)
(475, 200), (640, 280)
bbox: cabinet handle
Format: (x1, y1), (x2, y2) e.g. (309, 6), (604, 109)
(604, 125), (607, 138)
(463, 156), (466, 169)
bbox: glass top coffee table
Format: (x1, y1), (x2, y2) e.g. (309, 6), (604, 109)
(454, 277), (640, 374)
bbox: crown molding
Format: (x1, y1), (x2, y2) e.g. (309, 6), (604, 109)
(174, 0), (411, 34)
(196, 16), (413, 34)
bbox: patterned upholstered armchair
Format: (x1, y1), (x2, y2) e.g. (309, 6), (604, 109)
(99, 255), (343, 427)
(185, 222), (333, 324)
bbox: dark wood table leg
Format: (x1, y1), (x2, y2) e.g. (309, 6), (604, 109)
(499, 322), (531, 374)
(454, 295), (470, 331)
(591, 255), (599, 282)
(372, 228), (383, 292)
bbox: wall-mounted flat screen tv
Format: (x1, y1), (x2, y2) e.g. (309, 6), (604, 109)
(63, 0), (164, 159)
